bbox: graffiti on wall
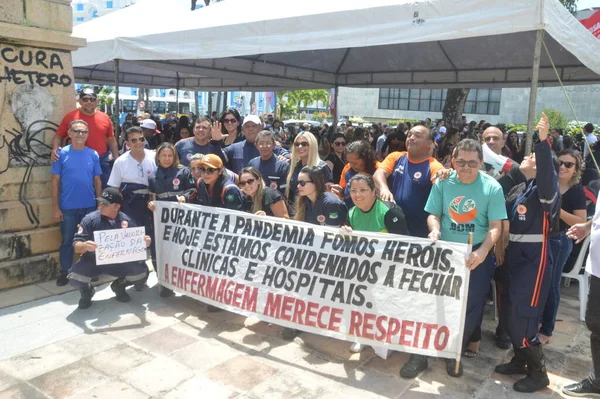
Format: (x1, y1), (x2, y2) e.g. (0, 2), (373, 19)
(0, 45), (72, 226)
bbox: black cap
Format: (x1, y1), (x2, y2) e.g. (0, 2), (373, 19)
(97, 187), (123, 205)
(79, 88), (96, 98)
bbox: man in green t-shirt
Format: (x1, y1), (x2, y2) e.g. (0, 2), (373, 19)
(399, 139), (506, 379)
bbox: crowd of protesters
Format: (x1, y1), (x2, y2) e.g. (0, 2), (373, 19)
(50, 88), (600, 395)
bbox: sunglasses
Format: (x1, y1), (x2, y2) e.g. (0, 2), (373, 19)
(130, 137), (146, 143)
(80, 97), (97, 102)
(239, 178), (256, 187)
(294, 142), (309, 148)
(296, 180), (313, 187)
(223, 118), (237, 124)
(454, 159), (480, 168)
(199, 167), (219, 175)
(71, 129), (88, 135)
(559, 160), (576, 169)
(333, 141), (346, 147)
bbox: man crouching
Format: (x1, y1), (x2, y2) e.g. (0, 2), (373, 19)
(69, 187), (151, 309)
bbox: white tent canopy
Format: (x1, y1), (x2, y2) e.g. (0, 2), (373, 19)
(72, 0), (600, 91)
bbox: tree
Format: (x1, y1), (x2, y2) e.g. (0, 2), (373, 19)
(559, 0), (577, 14)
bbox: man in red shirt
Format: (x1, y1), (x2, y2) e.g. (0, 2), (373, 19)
(52, 88), (120, 188)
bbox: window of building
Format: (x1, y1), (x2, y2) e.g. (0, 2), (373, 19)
(76, 4), (84, 11)
(378, 88), (501, 115)
(76, 17), (85, 21)
(106, 1), (113, 9)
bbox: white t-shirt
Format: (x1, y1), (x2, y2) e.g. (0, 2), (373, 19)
(107, 149), (157, 187)
(584, 133), (597, 157)
(586, 203), (600, 278)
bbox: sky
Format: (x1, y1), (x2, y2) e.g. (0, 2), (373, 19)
(578, 0), (599, 9)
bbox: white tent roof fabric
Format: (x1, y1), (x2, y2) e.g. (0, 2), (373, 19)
(72, 0), (600, 90)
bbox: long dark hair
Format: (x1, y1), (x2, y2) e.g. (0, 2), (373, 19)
(294, 166), (326, 222)
(219, 108), (242, 138)
(346, 140), (377, 175)
(240, 166), (266, 213)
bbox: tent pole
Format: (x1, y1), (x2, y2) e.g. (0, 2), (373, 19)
(114, 59), (120, 138)
(525, 29), (544, 154)
(176, 74), (180, 115)
(333, 85), (339, 128)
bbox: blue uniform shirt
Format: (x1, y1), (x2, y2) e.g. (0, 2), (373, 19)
(220, 140), (290, 175)
(380, 152), (444, 238)
(175, 139), (224, 166)
(303, 192), (348, 227)
(247, 155), (290, 196)
(73, 210), (137, 266)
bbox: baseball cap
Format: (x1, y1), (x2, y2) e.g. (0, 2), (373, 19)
(440, 126), (447, 134)
(242, 115), (262, 126)
(79, 88), (96, 98)
(97, 187), (123, 205)
(140, 119), (160, 133)
(199, 154), (223, 169)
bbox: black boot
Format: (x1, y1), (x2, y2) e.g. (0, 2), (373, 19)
(134, 272), (149, 291)
(513, 345), (550, 393)
(400, 354), (428, 378)
(495, 326), (513, 349)
(495, 348), (528, 375)
(111, 278), (131, 303)
(78, 285), (96, 309)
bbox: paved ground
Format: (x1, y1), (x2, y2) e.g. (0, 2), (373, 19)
(0, 273), (592, 399)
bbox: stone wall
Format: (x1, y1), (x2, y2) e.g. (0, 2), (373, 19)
(0, 0), (85, 289)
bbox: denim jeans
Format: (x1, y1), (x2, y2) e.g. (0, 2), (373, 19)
(59, 207), (96, 275)
(99, 152), (112, 189)
(540, 232), (573, 336)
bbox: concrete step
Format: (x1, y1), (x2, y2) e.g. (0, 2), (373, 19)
(0, 252), (58, 290)
(0, 165), (52, 202)
(0, 198), (55, 233)
(0, 226), (61, 262)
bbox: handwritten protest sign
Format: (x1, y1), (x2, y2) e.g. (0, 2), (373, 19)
(94, 227), (146, 265)
(155, 202), (470, 359)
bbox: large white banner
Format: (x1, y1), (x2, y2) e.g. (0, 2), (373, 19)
(155, 202), (470, 359)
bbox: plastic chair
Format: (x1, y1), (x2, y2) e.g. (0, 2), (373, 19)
(562, 235), (591, 322)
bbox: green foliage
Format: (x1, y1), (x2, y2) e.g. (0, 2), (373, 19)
(558, 0), (577, 14)
(92, 85), (115, 108)
(566, 120), (600, 136)
(386, 119), (422, 126)
(537, 108), (568, 130)
(505, 123), (528, 132)
(276, 89), (330, 119)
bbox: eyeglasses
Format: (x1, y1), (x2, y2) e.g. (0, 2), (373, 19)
(559, 161), (576, 169)
(350, 188), (371, 195)
(454, 159), (480, 168)
(195, 125), (211, 131)
(80, 97), (97, 102)
(70, 129), (89, 135)
(257, 142), (274, 148)
(223, 118), (237, 124)
(199, 167), (219, 175)
(333, 141), (346, 147)
(239, 178), (256, 187)
(137, 163), (144, 177)
(294, 142), (309, 148)
(130, 137), (146, 143)
(190, 166), (203, 172)
(296, 180), (313, 187)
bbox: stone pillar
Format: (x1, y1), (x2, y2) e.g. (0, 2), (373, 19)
(0, 0), (85, 289)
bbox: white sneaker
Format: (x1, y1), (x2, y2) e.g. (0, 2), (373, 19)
(350, 343), (364, 353)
